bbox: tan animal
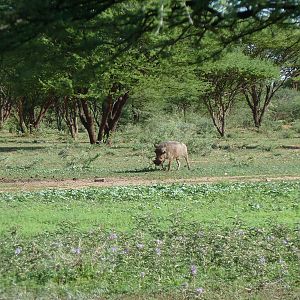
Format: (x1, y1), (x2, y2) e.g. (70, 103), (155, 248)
(153, 141), (190, 171)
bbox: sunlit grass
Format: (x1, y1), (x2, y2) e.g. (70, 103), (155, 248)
(0, 128), (299, 181)
(0, 182), (299, 299)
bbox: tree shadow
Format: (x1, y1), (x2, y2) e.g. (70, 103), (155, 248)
(0, 146), (45, 152)
(115, 167), (158, 174)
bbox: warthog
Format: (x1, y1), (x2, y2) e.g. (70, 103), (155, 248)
(153, 141), (190, 171)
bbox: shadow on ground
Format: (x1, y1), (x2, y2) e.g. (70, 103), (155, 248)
(0, 146), (45, 152)
(115, 167), (158, 174)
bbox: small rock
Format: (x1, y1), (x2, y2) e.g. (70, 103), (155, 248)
(94, 178), (105, 182)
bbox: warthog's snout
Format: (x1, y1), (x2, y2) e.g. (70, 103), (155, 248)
(153, 158), (163, 166)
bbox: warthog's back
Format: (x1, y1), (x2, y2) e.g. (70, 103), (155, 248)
(158, 141), (188, 158)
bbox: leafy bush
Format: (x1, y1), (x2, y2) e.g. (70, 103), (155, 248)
(271, 89), (300, 122)
(292, 120), (300, 134)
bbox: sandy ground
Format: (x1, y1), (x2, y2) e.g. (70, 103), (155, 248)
(0, 175), (300, 192)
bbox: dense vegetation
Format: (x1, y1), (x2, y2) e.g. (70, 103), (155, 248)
(0, 1), (299, 143)
(1, 182), (299, 299)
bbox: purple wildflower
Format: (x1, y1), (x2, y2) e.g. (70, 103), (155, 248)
(110, 246), (117, 253)
(195, 287), (204, 295)
(237, 229), (245, 236)
(136, 243), (144, 250)
(71, 247), (81, 254)
(15, 247), (22, 255)
(156, 239), (163, 245)
(109, 233), (118, 240)
(191, 265), (197, 276)
(198, 231), (205, 238)
(258, 256), (266, 265)
(155, 248), (161, 256)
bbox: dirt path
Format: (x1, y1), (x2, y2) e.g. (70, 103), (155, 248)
(0, 175), (300, 192)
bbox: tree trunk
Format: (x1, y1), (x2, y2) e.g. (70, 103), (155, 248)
(243, 82), (281, 129)
(63, 97), (78, 139)
(33, 97), (54, 130)
(0, 99), (12, 130)
(205, 97), (228, 137)
(97, 91), (129, 144)
(78, 99), (97, 144)
(17, 97), (27, 133)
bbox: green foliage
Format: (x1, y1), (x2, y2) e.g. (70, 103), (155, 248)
(292, 120), (300, 134)
(201, 50), (280, 82)
(271, 89), (300, 122)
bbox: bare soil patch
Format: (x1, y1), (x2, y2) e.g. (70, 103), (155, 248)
(0, 175), (300, 192)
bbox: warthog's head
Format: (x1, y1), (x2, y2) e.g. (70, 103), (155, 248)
(153, 145), (167, 166)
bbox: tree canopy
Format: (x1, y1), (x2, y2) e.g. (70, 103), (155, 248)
(0, 0), (299, 141)
(1, 0), (299, 53)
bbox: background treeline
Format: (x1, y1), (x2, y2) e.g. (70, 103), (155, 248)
(0, 1), (299, 143)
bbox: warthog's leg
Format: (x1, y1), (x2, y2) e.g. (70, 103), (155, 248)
(185, 155), (191, 170)
(176, 159), (181, 170)
(167, 159), (172, 171)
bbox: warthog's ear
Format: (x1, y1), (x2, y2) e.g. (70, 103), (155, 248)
(154, 143), (159, 148)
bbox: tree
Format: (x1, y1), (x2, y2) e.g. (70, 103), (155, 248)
(198, 50), (278, 136)
(0, 85), (12, 130)
(1, 1), (299, 54)
(198, 52), (245, 137)
(241, 25), (299, 127)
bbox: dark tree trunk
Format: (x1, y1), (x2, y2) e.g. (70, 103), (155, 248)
(17, 97), (27, 133)
(204, 95), (234, 138)
(0, 98), (12, 129)
(55, 104), (64, 131)
(97, 91), (129, 144)
(16, 96), (54, 133)
(78, 98), (97, 144)
(243, 81), (283, 129)
(32, 97), (54, 130)
(63, 97), (78, 139)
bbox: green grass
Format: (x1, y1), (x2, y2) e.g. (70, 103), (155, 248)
(0, 127), (299, 181)
(0, 124), (300, 299)
(1, 182), (299, 235)
(0, 182), (299, 299)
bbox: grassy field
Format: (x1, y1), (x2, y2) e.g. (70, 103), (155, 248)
(0, 125), (299, 299)
(0, 182), (299, 299)
(0, 126), (299, 182)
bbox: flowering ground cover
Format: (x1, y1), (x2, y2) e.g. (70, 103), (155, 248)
(0, 182), (299, 299)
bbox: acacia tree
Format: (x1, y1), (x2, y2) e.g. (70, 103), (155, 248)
(198, 51), (277, 136)
(241, 26), (300, 128)
(199, 55), (244, 137)
(242, 81), (281, 128)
